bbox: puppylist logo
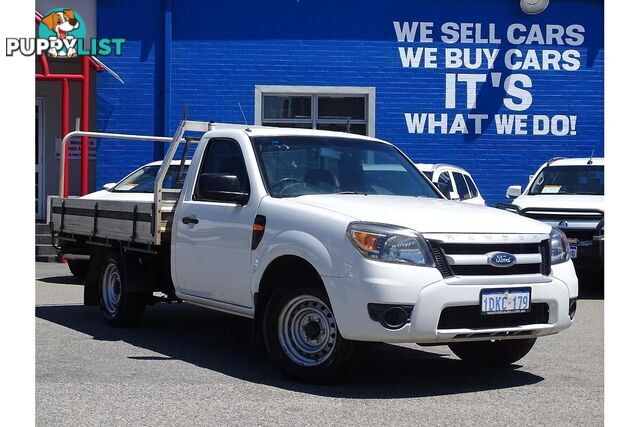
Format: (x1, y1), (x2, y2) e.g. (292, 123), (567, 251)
(6, 9), (125, 58)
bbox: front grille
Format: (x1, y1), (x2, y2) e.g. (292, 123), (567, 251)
(563, 229), (597, 243)
(438, 303), (550, 329)
(431, 245), (453, 278)
(521, 208), (603, 222)
(437, 242), (539, 255)
(429, 239), (549, 277)
(524, 212), (602, 221)
(540, 239), (551, 275)
(452, 264), (541, 276)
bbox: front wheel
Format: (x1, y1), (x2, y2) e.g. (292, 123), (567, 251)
(263, 285), (355, 382)
(98, 254), (146, 326)
(449, 338), (537, 367)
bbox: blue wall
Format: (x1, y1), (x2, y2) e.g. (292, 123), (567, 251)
(96, 0), (603, 205)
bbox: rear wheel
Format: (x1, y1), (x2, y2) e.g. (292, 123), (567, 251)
(263, 284), (355, 382)
(98, 254), (146, 326)
(449, 338), (537, 367)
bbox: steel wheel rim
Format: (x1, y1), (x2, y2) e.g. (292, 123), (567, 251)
(277, 295), (337, 367)
(101, 261), (121, 314)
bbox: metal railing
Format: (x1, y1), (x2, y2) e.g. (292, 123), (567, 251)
(59, 119), (215, 245)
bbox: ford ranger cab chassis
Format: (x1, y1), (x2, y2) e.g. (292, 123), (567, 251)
(50, 120), (578, 381)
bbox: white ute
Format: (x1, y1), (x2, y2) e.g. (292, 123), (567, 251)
(504, 157), (604, 276)
(51, 121), (578, 381)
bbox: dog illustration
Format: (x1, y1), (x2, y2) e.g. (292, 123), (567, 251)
(40, 9), (80, 57)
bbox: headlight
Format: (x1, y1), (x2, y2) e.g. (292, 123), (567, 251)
(347, 222), (435, 267)
(550, 227), (570, 264)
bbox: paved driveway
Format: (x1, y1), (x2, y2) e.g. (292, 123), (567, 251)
(36, 262), (603, 426)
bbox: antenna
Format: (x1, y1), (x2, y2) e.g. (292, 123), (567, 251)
(587, 148), (595, 165)
(182, 104), (189, 121)
(237, 101), (251, 132)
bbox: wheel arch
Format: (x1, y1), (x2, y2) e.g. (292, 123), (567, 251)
(252, 254), (326, 342)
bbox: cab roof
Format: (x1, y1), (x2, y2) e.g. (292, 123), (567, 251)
(546, 157), (604, 167)
(146, 159), (192, 167)
(205, 123), (388, 145)
(414, 163), (469, 173)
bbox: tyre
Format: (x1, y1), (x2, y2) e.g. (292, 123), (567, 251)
(98, 254), (146, 326)
(449, 338), (537, 367)
(67, 260), (89, 281)
(263, 283), (355, 382)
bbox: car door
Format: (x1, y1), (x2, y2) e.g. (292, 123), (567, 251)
(462, 173), (485, 205)
(173, 137), (258, 308)
(452, 171), (471, 202)
(436, 171), (454, 199)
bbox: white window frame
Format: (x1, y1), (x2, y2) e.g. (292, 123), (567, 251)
(254, 85), (376, 137)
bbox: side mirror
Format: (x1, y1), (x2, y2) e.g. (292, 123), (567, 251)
(528, 174), (535, 182)
(506, 185), (522, 199)
(196, 173), (249, 204)
(449, 190), (460, 201)
(103, 183), (116, 190)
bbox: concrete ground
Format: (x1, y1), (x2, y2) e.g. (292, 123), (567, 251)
(36, 262), (603, 426)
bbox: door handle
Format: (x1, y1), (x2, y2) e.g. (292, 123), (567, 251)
(181, 216), (199, 225)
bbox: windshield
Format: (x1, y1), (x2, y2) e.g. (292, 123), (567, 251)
(528, 165), (604, 196)
(252, 136), (440, 198)
(112, 164), (189, 193)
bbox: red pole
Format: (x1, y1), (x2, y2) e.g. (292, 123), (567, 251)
(35, 74), (84, 80)
(81, 56), (90, 195)
(62, 78), (70, 198)
(38, 54), (49, 76)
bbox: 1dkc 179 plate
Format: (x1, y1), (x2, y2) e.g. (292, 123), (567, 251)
(480, 287), (531, 315)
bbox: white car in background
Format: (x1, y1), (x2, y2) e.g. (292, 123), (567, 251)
(503, 157), (604, 275)
(415, 163), (485, 206)
(81, 160), (191, 201)
(65, 160), (190, 279)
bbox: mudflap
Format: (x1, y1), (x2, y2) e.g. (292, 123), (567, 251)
(83, 249), (106, 306)
(125, 248), (175, 295)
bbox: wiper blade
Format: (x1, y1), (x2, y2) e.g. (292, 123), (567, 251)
(336, 191), (368, 195)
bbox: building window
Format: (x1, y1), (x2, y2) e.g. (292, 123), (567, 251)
(255, 86), (375, 136)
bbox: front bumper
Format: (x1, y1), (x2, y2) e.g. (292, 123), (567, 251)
(324, 259), (578, 344)
(567, 233), (604, 273)
(575, 235), (604, 258)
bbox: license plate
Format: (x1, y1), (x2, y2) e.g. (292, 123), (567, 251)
(480, 288), (531, 315)
(569, 245), (578, 258)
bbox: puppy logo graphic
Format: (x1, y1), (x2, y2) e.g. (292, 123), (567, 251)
(6, 9), (124, 57)
(38, 9), (86, 58)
